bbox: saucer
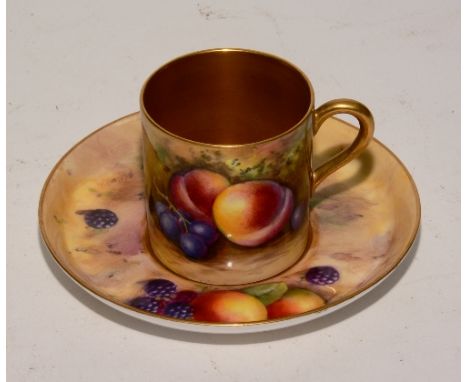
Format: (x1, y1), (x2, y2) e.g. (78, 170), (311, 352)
(39, 113), (420, 333)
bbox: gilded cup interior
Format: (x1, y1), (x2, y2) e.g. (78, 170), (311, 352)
(141, 49), (312, 145)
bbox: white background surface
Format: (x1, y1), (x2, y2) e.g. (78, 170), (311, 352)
(7, 0), (460, 381)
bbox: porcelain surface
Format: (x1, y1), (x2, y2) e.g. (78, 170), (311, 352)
(39, 113), (420, 333)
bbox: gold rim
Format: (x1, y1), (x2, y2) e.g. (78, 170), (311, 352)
(139, 48), (315, 148)
(38, 112), (421, 328)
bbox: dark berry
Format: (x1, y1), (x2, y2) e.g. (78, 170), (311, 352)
(306, 266), (340, 285)
(159, 211), (181, 242)
(176, 210), (192, 231)
(76, 209), (118, 229)
(163, 302), (194, 320)
(177, 210), (192, 222)
(179, 233), (208, 260)
(291, 203), (307, 230)
(144, 279), (177, 300)
(173, 290), (199, 303)
(189, 221), (218, 245)
(129, 296), (165, 314)
(155, 201), (168, 217)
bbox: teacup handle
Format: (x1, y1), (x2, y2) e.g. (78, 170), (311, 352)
(312, 98), (375, 189)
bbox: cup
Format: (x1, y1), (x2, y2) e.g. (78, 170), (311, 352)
(140, 48), (374, 285)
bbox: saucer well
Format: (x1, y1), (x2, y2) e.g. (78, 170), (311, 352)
(39, 113), (420, 334)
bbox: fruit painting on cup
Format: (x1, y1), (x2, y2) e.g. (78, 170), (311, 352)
(140, 49), (375, 286)
(142, 122), (312, 285)
(150, 167), (303, 262)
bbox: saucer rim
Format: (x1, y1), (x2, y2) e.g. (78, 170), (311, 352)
(38, 112), (421, 329)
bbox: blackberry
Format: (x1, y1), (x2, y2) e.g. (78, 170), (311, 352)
(163, 302), (193, 320)
(144, 279), (177, 300)
(76, 209), (118, 229)
(129, 296), (165, 314)
(306, 266), (340, 285)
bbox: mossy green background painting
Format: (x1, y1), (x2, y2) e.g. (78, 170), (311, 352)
(144, 126), (309, 190)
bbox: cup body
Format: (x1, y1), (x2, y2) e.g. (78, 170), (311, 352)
(141, 49), (315, 285)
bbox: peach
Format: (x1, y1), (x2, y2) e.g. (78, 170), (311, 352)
(192, 290), (267, 323)
(267, 288), (325, 319)
(169, 169), (229, 222)
(213, 180), (293, 246)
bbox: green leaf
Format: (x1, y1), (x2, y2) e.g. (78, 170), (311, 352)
(242, 282), (288, 305)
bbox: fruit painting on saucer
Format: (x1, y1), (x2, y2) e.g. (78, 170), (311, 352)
(127, 277), (333, 323)
(39, 114), (420, 332)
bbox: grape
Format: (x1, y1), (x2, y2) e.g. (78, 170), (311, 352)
(177, 210), (192, 221)
(159, 210), (181, 242)
(176, 210), (192, 230)
(290, 203), (307, 230)
(179, 233), (208, 260)
(189, 221), (218, 245)
(155, 201), (168, 217)
(305, 266), (340, 285)
(144, 279), (177, 300)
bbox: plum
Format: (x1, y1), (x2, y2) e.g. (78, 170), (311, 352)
(169, 169), (229, 223)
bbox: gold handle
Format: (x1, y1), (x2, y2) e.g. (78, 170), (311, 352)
(312, 98), (374, 189)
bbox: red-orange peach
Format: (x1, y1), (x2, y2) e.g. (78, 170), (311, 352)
(192, 290), (267, 323)
(213, 180), (293, 246)
(267, 288), (325, 319)
(169, 169), (229, 222)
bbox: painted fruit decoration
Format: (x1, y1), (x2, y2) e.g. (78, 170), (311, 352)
(213, 180), (294, 247)
(266, 288), (326, 319)
(153, 168), (298, 260)
(152, 199), (219, 260)
(169, 169), (230, 223)
(128, 277), (335, 323)
(192, 290), (268, 323)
